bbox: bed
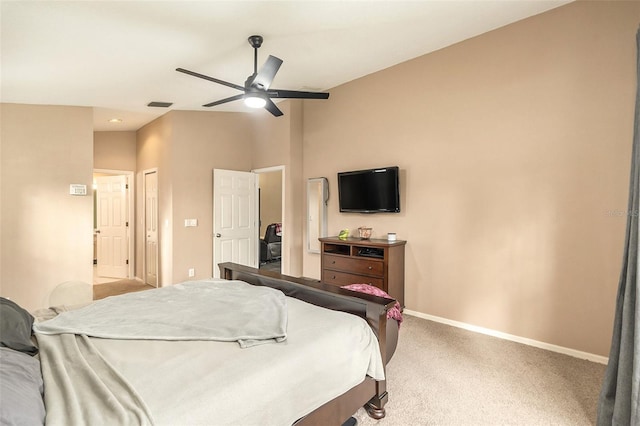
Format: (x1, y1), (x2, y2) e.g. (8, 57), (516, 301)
(1, 262), (399, 426)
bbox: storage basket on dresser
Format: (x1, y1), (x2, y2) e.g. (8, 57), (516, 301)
(319, 236), (406, 308)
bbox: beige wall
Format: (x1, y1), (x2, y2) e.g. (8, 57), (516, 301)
(251, 100), (305, 276)
(136, 112), (174, 285)
(94, 131), (137, 171)
(1, 104), (94, 311)
(137, 111), (253, 284)
(288, 102), (305, 276)
(302, 1), (639, 356)
(170, 111), (252, 282)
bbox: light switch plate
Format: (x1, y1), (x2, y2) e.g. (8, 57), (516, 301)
(184, 219), (198, 227)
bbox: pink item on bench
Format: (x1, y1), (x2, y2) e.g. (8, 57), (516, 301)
(341, 283), (403, 327)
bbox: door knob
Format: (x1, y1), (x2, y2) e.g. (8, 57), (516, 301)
(216, 233), (221, 238)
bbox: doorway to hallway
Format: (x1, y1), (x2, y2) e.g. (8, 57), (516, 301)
(255, 166), (284, 274)
(93, 169), (134, 284)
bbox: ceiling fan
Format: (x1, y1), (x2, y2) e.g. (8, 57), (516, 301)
(176, 35), (330, 117)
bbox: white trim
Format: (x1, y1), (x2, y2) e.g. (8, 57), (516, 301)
(252, 165), (284, 174)
(404, 309), (609, 365)
(142, 168), (159, 287)
(252, 166), (286, 274)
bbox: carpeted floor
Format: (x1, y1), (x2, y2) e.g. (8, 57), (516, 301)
(93, 279), (155, 300)
(354, 314), (606, 425)
(259, 259), (281, 272)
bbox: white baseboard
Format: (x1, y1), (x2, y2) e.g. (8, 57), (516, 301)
(403, 309), (609, 365)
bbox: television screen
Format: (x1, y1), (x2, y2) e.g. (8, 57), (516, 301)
(338, 166), (400, 213)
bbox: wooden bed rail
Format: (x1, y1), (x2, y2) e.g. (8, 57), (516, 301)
(218, 262), (399, 424)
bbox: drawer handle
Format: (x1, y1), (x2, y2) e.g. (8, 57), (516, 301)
(332, 275), (336, 279)
(368, 266), (373, 270)
(331, 260), (336, 264)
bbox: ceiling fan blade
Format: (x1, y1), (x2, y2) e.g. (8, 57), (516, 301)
(176, 67), (245, 92)
(203, 94), (245, 107)
(250, 55), (283, 90)
(264, 98), (284, 117)
(267, 89), (330, 100)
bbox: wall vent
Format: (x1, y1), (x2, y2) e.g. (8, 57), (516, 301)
(147, 101), (173, 108)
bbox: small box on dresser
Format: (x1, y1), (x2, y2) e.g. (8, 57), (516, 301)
(319, 236), (406, 308)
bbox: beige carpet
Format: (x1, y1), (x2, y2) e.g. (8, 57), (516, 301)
(354, 315), (606, 425)
(93, 279), (155, 300)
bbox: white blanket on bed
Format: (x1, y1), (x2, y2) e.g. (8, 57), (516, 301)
(34, 280), (287, 348)
(35, 279), (385, 426)
(37, 333), (155, 426)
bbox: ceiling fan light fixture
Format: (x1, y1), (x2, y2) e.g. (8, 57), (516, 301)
(244, 94), (266, 108)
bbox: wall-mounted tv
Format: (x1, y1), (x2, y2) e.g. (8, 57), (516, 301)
(338, 166), (400, 213)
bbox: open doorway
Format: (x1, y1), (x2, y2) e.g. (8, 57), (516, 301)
(255, 166), (284, 273)
(93, 169), (134, 284)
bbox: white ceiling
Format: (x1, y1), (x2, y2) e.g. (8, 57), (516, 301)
(1, 0), (571, 131)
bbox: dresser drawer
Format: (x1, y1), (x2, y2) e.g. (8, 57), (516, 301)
(322, 269), (385, 288)
(323, 254), (384, 276)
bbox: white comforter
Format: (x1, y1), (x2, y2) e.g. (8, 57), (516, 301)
(35, 279), (384, 426)
(34, 280), (288, 348)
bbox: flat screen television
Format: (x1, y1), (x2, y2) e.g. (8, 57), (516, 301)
(338, 166), (400, 213)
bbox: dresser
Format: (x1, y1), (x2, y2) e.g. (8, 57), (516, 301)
(319, 236), (406, 308)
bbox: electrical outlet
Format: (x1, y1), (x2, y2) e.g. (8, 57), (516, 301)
(188, 268), (195, 278)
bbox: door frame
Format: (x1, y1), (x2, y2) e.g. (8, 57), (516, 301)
(253, 165), (286, 274)
(93, 168), (134, 279)
(142, 168), (159, 287)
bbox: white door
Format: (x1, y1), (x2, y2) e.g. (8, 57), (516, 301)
(144, 170), (159, 287)
(96, 175), (128, 279)
(213, 169), (258, 278)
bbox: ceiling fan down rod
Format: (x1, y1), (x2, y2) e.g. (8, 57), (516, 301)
(253, 47), (258, 75)
(248, 35), (263, 76)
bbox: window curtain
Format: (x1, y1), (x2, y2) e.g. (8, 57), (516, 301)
(597, 27), (640, 426)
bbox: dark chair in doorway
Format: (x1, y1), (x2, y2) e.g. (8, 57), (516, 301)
(260, 223), (282, 264)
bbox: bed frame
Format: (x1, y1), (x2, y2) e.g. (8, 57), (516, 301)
(218, 262), (399, 425)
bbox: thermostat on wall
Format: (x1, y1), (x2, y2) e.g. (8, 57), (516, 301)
(69, 184), (87, 196)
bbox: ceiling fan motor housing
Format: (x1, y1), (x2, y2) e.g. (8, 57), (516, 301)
(248, 35), (263, 49)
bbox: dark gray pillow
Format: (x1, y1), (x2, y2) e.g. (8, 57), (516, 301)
(0, 297), (38, 355)
(0, 347), (45, 426)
